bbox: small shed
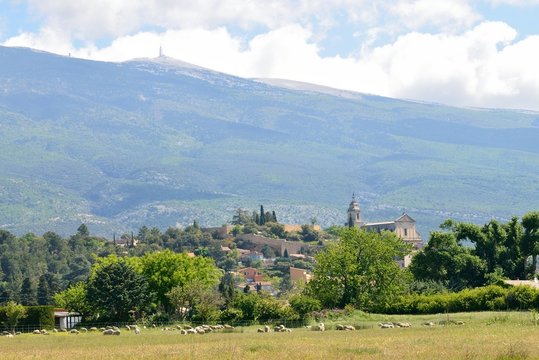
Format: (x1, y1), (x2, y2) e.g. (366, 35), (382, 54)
(54, 309), (82, 330)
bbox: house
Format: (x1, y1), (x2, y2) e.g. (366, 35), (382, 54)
(242, 250), (264, 262)
(237, 267), (265, 283)
(289, 266), (313, 283)
(283, 224), (321, 232)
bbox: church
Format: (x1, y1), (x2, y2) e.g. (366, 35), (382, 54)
(346, 195), (423, 258)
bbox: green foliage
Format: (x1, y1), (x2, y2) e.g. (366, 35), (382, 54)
(140, 250), (221, 312)
(53, 282), (92, 318)
(409, 231), (487, 290)
(1, 301), (27, 331)
(308, 228), (410, 310)
(87, 259), (150, 321)
(167, 281), (223, 323)
(289, 294), (322, 320)
(22, 306), (55, 329)
(505, 285), (538, 310)
(382, 285), (539, 314)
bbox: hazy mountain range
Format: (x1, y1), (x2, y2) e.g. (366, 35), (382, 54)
(1, 45), (538, 237)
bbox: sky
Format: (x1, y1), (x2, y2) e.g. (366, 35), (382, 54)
(1, 0), (539, 111)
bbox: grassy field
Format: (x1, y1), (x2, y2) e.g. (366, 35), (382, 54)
(2, 312), (539, 359)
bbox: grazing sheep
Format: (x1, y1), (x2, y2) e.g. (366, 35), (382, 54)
(379, 323), (394, 329)
(70, 329), (80, 334)
(180, 329), (187, 335)
(336, 324), (344, 330)
(113, 330), (121, 335)
(273, 324), (291, 332)
(312, 323), (325, 331)
(395, 322), (411, 328)
(33, 329), (41, 335)
(264, 325), (270, 333)
(223, 324), (234, 329)
(344, 325), (356, 331)
(53, 329), (58, 333)
(103, 329), (115, 335)
(89, 327), (98, 332)
(176, 325), (182, 330)
(60, 329), (68, 333)
(80, 327), (88, 333)
(423, 322), (435, 327)
(6, 333), (14, 338)
(257, 328), (264, 333)
(456, 321), (465, 325)
(183, 325), (192, 330)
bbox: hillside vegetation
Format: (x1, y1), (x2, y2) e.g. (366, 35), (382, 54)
(1, 46), (539, 235)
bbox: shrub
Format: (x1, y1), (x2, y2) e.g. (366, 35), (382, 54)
(505, 286), (538, 310)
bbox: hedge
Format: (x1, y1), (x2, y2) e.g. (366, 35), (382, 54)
(381, 285), (539, 314)
(0, 305), (55, 330)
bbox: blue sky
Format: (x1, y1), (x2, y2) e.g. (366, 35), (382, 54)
(2, 0), (539, 110)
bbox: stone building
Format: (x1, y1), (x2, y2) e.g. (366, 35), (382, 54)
(346, 195), (422, 266)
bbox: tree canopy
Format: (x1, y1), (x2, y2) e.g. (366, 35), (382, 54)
(308, 228), (410, 309)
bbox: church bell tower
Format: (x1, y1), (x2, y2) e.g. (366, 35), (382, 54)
(347, 193), (363, 228)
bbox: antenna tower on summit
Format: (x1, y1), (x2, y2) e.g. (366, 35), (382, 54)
(159, 45), (163, 57)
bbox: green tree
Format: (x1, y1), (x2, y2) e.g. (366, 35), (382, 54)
(308, 228), (410, 309)
(140, 250), (221, 312)
(260, 205), (266, 225)
(218, 272), (236, 304)
(37, 274), (51, 305)
(53, 282), (93, 318)
(87, 260), (150, 321)
(20, 277), (37, 306)
(77, 223), (89, 237)
(3, 301), (26, 332)
(300, 225), (319, 242)
(409, 231), (487, 290)
(268, 223), (286, 239)
(522, 212), (539, 278)
(231, 208), (251, 225)
(167, 280), (223, 322)
(289, 294), (321, 320)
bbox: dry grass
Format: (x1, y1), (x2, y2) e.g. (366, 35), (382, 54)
(2, 312), (539, 359)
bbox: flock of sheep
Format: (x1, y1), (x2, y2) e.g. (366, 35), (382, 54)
(2, 320), (463, 338)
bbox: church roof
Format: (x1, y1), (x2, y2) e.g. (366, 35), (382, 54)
(395, 213), (415, 223)
(365, 221), (395, 226)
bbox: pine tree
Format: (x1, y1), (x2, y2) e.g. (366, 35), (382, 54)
(77, 223), (89, 237)
(272, 211), (277, 223)
(37, 274), (51, 305)
(20, 277), (37, 306)
(283, 248), (289, 258)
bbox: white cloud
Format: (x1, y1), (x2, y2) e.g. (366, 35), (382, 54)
(391, 0), (480, 32)
(488, 0), (539, 5)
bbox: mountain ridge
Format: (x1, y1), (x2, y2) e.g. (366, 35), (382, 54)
(1, 45), (538, 236)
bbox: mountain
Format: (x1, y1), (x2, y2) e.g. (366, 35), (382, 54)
(1, 45), (538, 236)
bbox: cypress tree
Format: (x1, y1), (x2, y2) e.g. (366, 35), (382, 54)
(272, 211), (277, 223)
(260, 205), (266, 225)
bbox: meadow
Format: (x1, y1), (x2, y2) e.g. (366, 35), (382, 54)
(2, 312), (539, 359)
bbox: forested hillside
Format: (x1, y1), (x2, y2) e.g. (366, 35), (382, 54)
(1, 46), (539, 235)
